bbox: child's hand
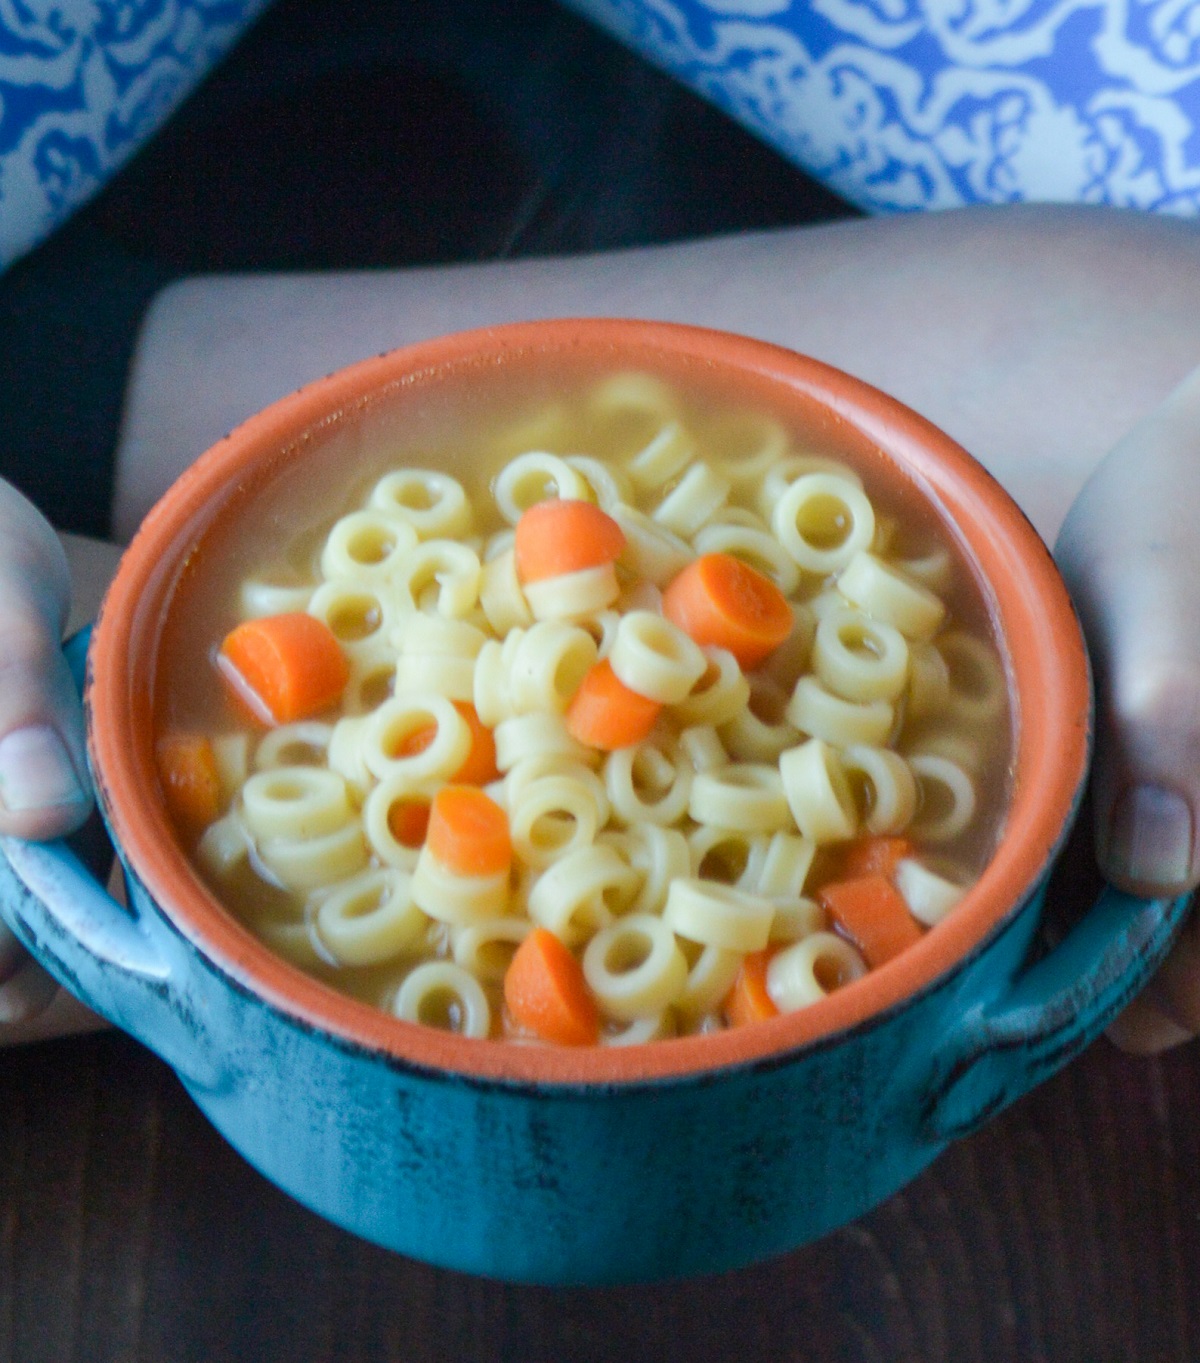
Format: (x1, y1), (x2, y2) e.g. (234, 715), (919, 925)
(0, 478), (92, 1026)
(1056, 362), (1200, 1052)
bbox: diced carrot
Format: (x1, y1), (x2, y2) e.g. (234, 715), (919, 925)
(564, 659), (662, 751)
(503, 927), (600, 1046)
(217, 613), (349, 725)
(426, 785), (512, 877)
(156, 733), (221, 832)
(662, 552), (793, 669)
(818, 873), (923, 969)
(837, 836), (915, 882)
(393, 702), (499, 785)
(388, 797), (432, 849)
(723, 949), (779, 1028)
(514, 499), (626, 583)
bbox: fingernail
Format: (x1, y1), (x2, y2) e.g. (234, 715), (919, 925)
(0, 726), (87, 813)
(1106, 784), (1194, 886)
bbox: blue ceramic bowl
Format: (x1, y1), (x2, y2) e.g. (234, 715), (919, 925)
(0, 320), (1188, 1284)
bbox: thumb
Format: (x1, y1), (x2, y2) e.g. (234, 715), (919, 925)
(1055, 363), (1200, 898)
(0, 480), (91, 840)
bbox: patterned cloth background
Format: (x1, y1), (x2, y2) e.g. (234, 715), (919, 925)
(563, 0), (1200, 214)
(0, 0), (269, 271)
(3, 0), (1200, 273)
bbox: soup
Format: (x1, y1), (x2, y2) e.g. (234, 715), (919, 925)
(152, 363), (1012, 1047)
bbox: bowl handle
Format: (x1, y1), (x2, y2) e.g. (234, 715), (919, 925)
(921, 884), (1192, 1142)
(0, 630), (223, 1090)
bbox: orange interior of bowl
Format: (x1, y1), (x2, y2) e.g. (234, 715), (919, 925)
(86, 319), (1090, 1085)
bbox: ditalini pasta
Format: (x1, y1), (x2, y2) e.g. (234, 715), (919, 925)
(154, 366), (1012, 1047)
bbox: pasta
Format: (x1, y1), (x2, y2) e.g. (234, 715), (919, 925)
(158, 364), (1012, 1047)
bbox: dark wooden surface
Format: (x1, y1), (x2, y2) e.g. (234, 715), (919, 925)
(2, 1027), (1198, 1362)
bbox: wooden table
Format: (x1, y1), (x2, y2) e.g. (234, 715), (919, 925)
(2, 1023), (1197, 1363)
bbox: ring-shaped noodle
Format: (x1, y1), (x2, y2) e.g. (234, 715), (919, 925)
(704, 408), (789, 490)
(319, 509), (419, 581)
(609, 611), (708, 705)
(239, 579), (313, 619)
(578, 608), (621, 660)
(411, 848), (510, 923)
(258, 919), (327, 972)
(608, 505), (693, 585)
(604, 732), (693, 827)
(768, 895), (825, 944)
(675, 942), (742, 1022)
(624, 422), (693, 493)
(836, 551), (945, 640)
(564, 453), (632, 511)
(691, 522), (802, 597)
(363, 774), (437, 871)
(893, 542), (953, 593)
(772, 473), (876, 576)
(509, 772), (604, 869)
(688, 764), (791, 833)
(451, 917), (532, 983)
(341, 639), (400, 715)
(754, 829), (818, 900)
(240, 766), (354, 841)
(493, 711), (592, 774)
(392, 540), (482, 619)
(672, 647), (750, 727)
(677, 724), (727, 774)
(906, 638), (952, 720)
(196, 810), (252, 880)
(938, 631), (1008, 725)
(909, 754), (977, 843)
(370, 470), (472, 540)
(664, 878), (774, 952)
(362, 694), (471, 783)
(786, 677), (894, 748)
(502, 756), (608, 827)
(840, 744), (918, 835)
(527, 843), (639, 946)
(391, 961), (491, 1039)
(478, 548), (533, 636)
(308, 579), (393, 657)
(582, 915), (689, 1021)
(326, 715), (373, 795)
(253, 722), (333, 771)
(813, 605), (910, 703)
(258, 821), (368, 892)
(652, 461), (731, 538)
(894, 858), (965, 926)
(524, 563), (620, 621)
(607, 821), (690, 916)
(779, 739), (858, 843)
(765, 932), (868, 1011)
(757, 454), (862, 519)
(719, 675), (799, 763)
(314, 867), (426, 965)
(506, 621), (598, 718)
(601, 1011), (677, 1045)
(492, 452), (592, 524)
(687, 826), (769, 890)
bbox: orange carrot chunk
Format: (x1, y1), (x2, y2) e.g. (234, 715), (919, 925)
(818, 873), (923, 970)
(514, 498), (626, 583)
(503, 927), (600, 1046)
(426, 785), (512, 877)
(218, 613), (349, 725)
(662, 552), (793, 669)
(156, 734), (221, 833)
(388, 797), (432, 849)
(393, 702), (499, 786)
(723, 948), (780, 1028)
(565, 659), (662, 751)
(837, 836), (915, 882)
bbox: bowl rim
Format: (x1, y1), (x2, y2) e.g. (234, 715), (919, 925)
(86, 317), (1091, 1086)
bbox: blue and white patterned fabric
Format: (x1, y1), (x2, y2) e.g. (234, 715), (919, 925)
(564, 0), (1200, 214)
(0, 0), (269, 271)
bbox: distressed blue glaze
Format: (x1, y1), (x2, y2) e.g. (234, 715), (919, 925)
(0, 630), (1189, 1283)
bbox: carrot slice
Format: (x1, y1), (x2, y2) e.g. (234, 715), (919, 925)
(662, 552), (793, 669)
(217, 613), (349, 725)
(393, 702), (499, 786)
(426, 785), (512, 877)
(837, 836), (915, 882)
(503, 927), (600, 1046)
(514, 499), (626, 583)
(156, 734), (221, 833)
(565, 659), (662, 751)
(723, 948), (779, 1028)
(388, 797), (432, 849)
(818, 873), (923, 969)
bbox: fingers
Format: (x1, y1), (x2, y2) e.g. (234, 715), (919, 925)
(0, 480), (91, 840)
(1056, 363), (1200, 899)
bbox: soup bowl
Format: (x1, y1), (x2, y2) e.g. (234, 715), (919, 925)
(0, 319), (1188, 1284)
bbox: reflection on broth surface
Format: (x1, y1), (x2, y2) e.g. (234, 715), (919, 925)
(153, 362), (1012, 1047)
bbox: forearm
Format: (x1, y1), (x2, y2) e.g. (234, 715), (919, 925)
(115, 202), (1200, 544)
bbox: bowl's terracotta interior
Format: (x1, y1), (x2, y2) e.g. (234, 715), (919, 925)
(86, 320), (1090, 1085)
